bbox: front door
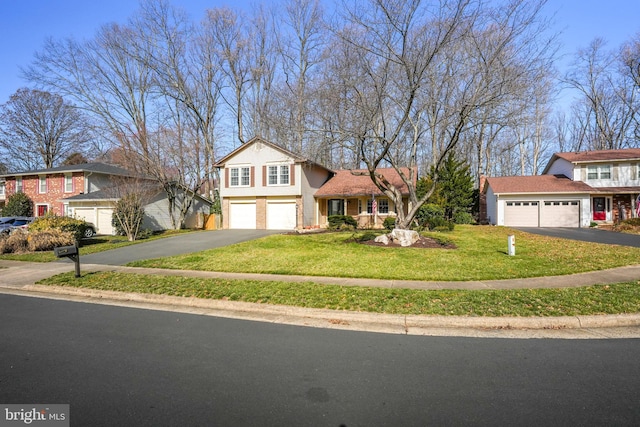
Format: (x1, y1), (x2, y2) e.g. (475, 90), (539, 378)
(36, 205), (48, 217)
(593, 197), (606, 221)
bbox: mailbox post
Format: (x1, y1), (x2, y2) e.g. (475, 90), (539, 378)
(54, 245), (81, 278)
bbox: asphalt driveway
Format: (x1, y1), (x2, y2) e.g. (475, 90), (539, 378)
(515, 227), (640, 248)
(69, 229), (281, 266)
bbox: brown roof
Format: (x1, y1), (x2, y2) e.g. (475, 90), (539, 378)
(315, 168), (416, 197)
(554, 149), (640, 163)
(485, 174), (593, 194)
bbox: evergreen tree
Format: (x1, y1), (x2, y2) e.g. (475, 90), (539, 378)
(2, 192), (34, 217)
(428, 153), (475, 223)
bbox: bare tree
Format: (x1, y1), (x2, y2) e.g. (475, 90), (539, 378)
(0, 88), (91, 170)
(327, 0), (555, 229)
(564, 38), (638, 150)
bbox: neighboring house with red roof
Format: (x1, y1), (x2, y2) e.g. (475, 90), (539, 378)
(482, 148), (640, 228)
(314, 168), (416, 229)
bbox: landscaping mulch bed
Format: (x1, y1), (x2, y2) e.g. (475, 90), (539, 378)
(360, 235), (457, 249)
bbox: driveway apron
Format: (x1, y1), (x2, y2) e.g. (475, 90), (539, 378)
(515, 227), (640, 248)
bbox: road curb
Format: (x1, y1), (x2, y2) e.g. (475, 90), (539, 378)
(8, 284), (640, 338)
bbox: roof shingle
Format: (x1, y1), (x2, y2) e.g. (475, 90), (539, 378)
(486, 174), (593, 194)
(315, 168), (416, 197)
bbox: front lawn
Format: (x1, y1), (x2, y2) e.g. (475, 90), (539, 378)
(129, 225), (640, 281)
(37, 271), (640, 317)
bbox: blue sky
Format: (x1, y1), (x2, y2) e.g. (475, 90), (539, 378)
(0, 0), (639, 109)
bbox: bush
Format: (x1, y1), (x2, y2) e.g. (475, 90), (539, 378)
(27, 229), (75, 252)
(383, 216), (396, 231)
(29, 214), (90, 242)
(112, 194), (145, 240)
(620, 218), (640, 227)
(415, 203), (444, 228)
(453, 211), (474, 225)
(0, 229), (29, 253)
(426, 217), (455, 231)
(2, 193), (33, 217)
(328, 215), (357, 230)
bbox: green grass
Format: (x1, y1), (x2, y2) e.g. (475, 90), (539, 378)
(0, 229), (193, 262)
(129, 225), (640, 281)
(37, 271), (640, 317)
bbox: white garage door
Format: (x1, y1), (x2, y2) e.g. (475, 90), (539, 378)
(504, 201), (539, 227)
(230, 202), (256, 229)
(540, 201), (580, 227)
(73, 208), (97, 227)
(97, 208), (114, 235)
(267, 202), (296, 230)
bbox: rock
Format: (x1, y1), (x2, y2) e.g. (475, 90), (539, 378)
(374, 234), (390, 245)
(390, 228), (419, 247)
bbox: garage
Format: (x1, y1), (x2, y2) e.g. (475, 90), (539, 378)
(540, 201), (580, 227)
(229, 202), (257, 229)
(503, 201), (539, 227)
(267, 201), (296, 230)
(73, 207), (115, 235)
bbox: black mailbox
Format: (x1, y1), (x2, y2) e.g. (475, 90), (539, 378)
(54, 245), (78, 258)
(53, 245), (81, 277)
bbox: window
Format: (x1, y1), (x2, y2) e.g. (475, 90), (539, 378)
(229, 167), (251, 187)
(267, 165), (290, 185)
(367, 198), (389, 214)
(39, 176), (47, 193)
(587, 164), (611, 180)
(0, 181), (5, 197)
(64, 175), (73, 193)
(63, 203), (71, 217)
(16, 177), (22, 193)
(328, 199), (344, 216)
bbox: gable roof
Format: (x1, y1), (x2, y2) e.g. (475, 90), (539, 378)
(214, 136), (333, 173)
(485, 174), (593, 195)
(1, 162), (135, 178)
(543, 148), (640, 174)
(315, 168), (416, 197)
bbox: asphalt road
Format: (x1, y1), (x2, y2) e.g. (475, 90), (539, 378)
(71, 229), (280, 265)
(2, 294), (639, 426)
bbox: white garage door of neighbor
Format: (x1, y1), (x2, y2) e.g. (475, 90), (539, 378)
(73, 208), (97, 227)
(503, 201), (539, 227)
(267, 202), (296, 230)
(230, 202), (257, 229)
(540, 201), (580, 227)
(97, 208), (115, 235)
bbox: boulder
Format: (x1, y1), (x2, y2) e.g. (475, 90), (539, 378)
(390, 228), (420, 247)
(374, 234), (390, 245)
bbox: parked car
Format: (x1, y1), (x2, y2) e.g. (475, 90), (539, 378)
(0, 217), (34, 235)
(83, 222), (97, 238)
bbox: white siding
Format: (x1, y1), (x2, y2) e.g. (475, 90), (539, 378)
(545, 158), (574, 178)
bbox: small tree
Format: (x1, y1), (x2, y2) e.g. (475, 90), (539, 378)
(2, 193), (33, 217)
(430, 153), (475, 223)
(112, 193), (145, 241)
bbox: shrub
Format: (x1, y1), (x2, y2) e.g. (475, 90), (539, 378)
(0, 229), (29, 253)
(383, 216), (396, 231)
(621, 218), (640, 227)
(426, 216), (455, 231)
(29, 214), (90, 242)
(112, 194), (145, 240)
(2, 193), (33, 217)
(328, 215), (357, 230)
(415, 203), (444, 228)
(27, 229), (75, 252)
(453, 211), (474, 225)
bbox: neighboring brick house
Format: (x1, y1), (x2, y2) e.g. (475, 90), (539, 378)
(0, 163), (134, 218)
(482, 148), (640, 228)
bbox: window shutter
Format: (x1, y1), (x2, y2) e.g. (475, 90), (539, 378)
(251, 166), (255, 187)
(262, 166), (267, 187)
(290, 164), (295, 186)
(225, 168), (229, 188)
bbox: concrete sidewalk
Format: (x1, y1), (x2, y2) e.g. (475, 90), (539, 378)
(1, 259), (640, 338)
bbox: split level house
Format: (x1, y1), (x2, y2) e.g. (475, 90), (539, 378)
(215, 137), (414, 230)
(481, 148), (640, 228)
(0, 163), (212, 234)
